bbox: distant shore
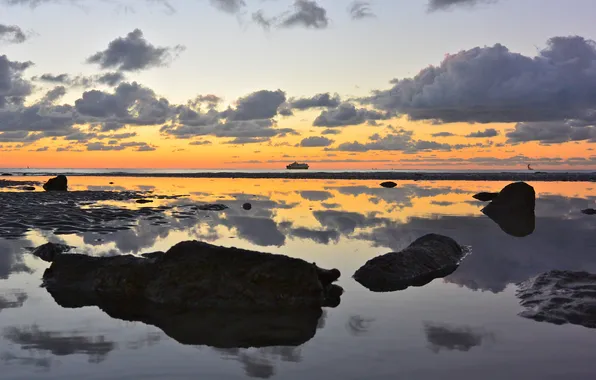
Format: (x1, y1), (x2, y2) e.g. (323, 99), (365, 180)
(3, 171), (596, 182)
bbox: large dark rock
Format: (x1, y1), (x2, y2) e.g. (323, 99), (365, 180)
(516, 270), (596, 329)
(472, 192), (499, 202)
(481, 182), (535, 237)
(380, 181), (397, 188)
(353, 234), (465, 292)
(43, 240), (341, 311)
(30, 242), (72, 262)
(581, 208), (596, 215)
(43, 175), (68, 191)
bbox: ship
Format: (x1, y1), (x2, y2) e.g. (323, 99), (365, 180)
(286, 161), (309, 170)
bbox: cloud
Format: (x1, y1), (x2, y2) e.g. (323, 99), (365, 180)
(189, 140), (212, 146)
(466, 128), (499, 138)
(321, 128), (341, 135)
(0, 24), (27, 43)
(280, 0), (329, 29)
(362, 36), (596, 125)
(313, 103), (390, 127)
(87, 29), (185, 72)
(334, 129), (475, 153)
(86, 141), (155, 151)
(427, 0), (498, 12)
(0, 55), (33, 108)
(348, 1), (375, 20)
(252, 10), (274, 30)
(506, 121), (596, 144)
(290, 93), (341, 110)
(224, 89), (286, 121)
(162, 118), (296, 142)
(299, 136), (334, 147)
(96, 72), (126, 86)
(431, 132), (455, 137)
(210, 0), (245, 14)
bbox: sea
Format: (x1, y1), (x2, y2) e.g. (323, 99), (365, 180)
(1, 174), (595, 379)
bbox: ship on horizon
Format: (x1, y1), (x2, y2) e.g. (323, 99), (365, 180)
(286, 161), (309, 170)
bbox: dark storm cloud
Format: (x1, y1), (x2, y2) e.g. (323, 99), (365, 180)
(506, 121), (596, 144)
(280, 0), (329, 29)
(0, 24), (27, 43)
(290, 93), (341, 110)
(0, 55), (33, 108)
(348, 1), (375, 20)
(224, 89), (286, 121)
(87, 29), (185, 72)
(313, 103), (391, 127)
(427, 0), (498, 11)
(299, 136), (334, 147)
(362, 36), (596, 125)
(466, 128), (499, 138)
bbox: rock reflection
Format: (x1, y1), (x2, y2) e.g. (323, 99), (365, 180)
(2, 325), (116, 363)
(480, 182), (536, 237)
(423, 322), (495, 353)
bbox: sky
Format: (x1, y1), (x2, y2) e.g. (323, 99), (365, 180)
(2, 0), (596, 170)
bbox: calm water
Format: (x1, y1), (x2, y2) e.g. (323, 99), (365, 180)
(1, 177), (596, 379)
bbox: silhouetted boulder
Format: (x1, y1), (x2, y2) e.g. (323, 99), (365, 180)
(581, 208), (596, 215)
(353, 234), (465, 292)
(472, 192), (499, 202)
(30, 242), (72, 262)
(517, 270), (596, 329)
(42, 240), (341, 310)
(380, 181), (397, 188)
(481, 182), (535, 237)
(43, 175), (68, 191)
(242, 202), (252, 210)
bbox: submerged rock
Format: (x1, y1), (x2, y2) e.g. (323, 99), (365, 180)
(43, 175), (68, 191)
(198, 204), (228, 211)
(581, 208), (596, 215)
(481, 182), (535, 237)
(516, 270), (596, 329)
(353, 234), (465, 292)
(472, 192), (499, 202)
(43, 240), (341, 310)
(380, 181), (397, 188)
(30, 242), (72, 262)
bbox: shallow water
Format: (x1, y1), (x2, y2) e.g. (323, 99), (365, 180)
(1, 177), (596, 379)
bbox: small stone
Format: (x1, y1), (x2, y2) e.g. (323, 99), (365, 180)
(136, 199), (153, 204)
(380, 181), (397, 188)
(242, 202), (252, 210)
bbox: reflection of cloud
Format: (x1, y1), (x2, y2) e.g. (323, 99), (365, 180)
(0, 290), (27, 312)
(313, 210), (386, 234)
(283, 226), (339, 245)
(424, 322), (495, 353)
(299, 190), (333, 201)
(1, 352), (52, 371)
(217, 346), (302, 378)
(3, 325), (116, 363)
(346, 315), (374, 336)
(225, 216), (285, 247)
(0, 238), (33, 279)
(125, 332), (163, 350)
(354, 195), (596, 293)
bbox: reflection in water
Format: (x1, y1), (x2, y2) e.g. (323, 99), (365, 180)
(2, 325), (115, 363)
(346, 315), (375, 336)
(0, 238), (33, 279)
(1, 352), (53, 371)
(0, 291), (27, 313)
(423, 322), (495, 353)
(480, 182), (536, 238)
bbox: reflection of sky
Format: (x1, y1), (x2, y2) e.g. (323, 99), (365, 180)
(1, 177), (596, 379)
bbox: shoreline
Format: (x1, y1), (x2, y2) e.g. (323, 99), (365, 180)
(3, 171), (596, 182)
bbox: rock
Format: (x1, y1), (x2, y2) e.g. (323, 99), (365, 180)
(242, 202), (252, 210)
(581, 208), (596, 215)
(43, 175), (68, 191)
(1, 173), (13, 176)
(136, 199), (153, 204)
(21, 186), (36, 191)
(481, 182), (535, 237)
(198, 204), (228, 211)
(109, 182), (114, 185)
(472, 192), (499, 202)
(353, 234), (466, 292)
(42, 240), (342, 311)
(30, 242), (72, 262)
(516, 270), (596, 329)
(380, 181), (397, 188)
